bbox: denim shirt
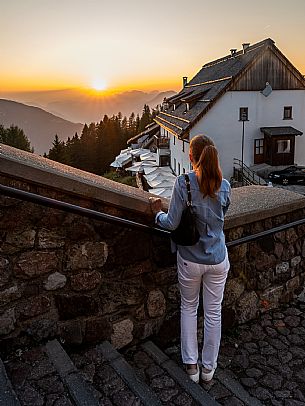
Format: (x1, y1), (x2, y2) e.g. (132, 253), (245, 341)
(155, 171), (231, 265)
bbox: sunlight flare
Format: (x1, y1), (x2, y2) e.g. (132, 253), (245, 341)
(91, 79), (107, 91)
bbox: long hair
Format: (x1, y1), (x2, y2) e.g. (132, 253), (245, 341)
(190, 134), (214, 163)
(191, 136), (222, 198)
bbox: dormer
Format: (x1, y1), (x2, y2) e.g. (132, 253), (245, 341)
(181, 88), (210, 111)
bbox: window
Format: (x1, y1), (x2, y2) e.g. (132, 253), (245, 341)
(178, 163), (181, 175)
(182, 141), (185, 152)
(190, 163), (193, 171)
(239, 107), (248, 121)
(255, 139), (264, 155)
(277, 139), (291, 153)
(160, 156), (170, 166)
(174, 158), (177, 173)
(283, 106), (292, 120)
(173, 136), (176, 145)
(183, 168), (186, 174)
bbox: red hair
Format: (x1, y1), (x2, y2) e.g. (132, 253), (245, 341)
(194, 145), (222, 198)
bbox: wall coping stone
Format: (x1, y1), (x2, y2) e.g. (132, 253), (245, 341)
(1, 143), (305, 230)
(0, 143), (151, 216)
(224, 185), (305, 229)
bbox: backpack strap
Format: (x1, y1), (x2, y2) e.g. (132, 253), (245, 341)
(184, 174), (192, 206)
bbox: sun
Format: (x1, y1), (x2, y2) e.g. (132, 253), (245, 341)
(91, 79), (107, 91)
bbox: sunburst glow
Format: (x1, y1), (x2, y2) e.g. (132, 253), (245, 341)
(91, 79), (107, 91)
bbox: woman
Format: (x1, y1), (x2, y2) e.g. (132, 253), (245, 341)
(150, 134), (231, 383)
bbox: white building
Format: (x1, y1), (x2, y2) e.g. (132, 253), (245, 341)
(155, 39), (305, 180)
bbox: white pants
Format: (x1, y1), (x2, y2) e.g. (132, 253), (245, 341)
(177, 252), (230, 370)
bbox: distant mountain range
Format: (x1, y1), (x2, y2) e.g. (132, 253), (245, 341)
(0, 99), (83, 155)
(0, 89), (176, 123)
(0, 89), (176, 155)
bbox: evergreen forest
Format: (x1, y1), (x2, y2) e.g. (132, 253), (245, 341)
(46, 104), (158, 175)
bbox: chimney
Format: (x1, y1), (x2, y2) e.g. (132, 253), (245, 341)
(162, 97), (169, 111)
(230, 48), (237, 57)
(242, 43), (250, 54)
(183, 76), (188, 87)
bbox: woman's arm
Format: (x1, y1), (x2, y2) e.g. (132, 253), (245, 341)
(222, 185), (231, 215)
(150, 177), (185, 231)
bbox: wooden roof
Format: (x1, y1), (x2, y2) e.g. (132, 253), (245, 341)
(127, 123), (159, 145)
(155, 38), (305, 138)
(260, 126), (303, 137)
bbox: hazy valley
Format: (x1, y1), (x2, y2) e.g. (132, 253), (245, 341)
(0, 88), (175, 123)
(0, 89), (175, 154)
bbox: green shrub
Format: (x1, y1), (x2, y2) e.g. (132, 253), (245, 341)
(103, 171), (137, 187)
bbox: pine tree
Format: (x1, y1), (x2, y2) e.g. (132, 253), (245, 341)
(47, 135), (67, 163)
(0, 125), (33, 152)
(128, 112), (136, 135)
(65, 132), (81, 167)
(45, 103), (157, 176)
(139, 104), (151, 132)
(135, 114), (141, 134)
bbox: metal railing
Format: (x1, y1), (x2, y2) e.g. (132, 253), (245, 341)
(140, 134), (153, 149)
(0, 183), (168, 237)
(1, 183), (305, 248)
(154, 135), (170, 149)
(233, 158), (267, 186)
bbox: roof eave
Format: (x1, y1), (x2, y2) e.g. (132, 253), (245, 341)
(154, 117), (179, 137)
(184, 42), (274, 134)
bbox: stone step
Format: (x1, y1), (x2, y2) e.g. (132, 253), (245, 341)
(234, 164), (267, 186)
(97, 341), (162, 405)
(69, 340), (159, 405)
(216, 370), (263, 406)
(0, 358), (20, 406)
(70, 339), (218, 405)
(3, 343), (75, 405)
(45, 339), (102, 405)
(141, 341), (219, 406)
(162, 341), (264, 406)
(1, 337), (264, 405)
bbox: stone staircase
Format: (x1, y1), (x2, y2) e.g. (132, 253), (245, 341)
(0, 339), (262, 405)
(233, 158), (267, 186)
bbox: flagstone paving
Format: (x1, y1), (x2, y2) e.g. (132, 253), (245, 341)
(163, 297), (305, 405)
(1, 298), (305, 405)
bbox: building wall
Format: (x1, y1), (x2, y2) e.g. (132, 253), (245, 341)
(160, 127), (190, 175)
(169, 136), (190, 175)
(189, 90), (305, 179)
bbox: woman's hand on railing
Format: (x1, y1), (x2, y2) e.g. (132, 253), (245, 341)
(149, 197), (162, 215)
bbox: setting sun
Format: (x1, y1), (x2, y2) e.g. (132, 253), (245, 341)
(91, 79), (107, 91)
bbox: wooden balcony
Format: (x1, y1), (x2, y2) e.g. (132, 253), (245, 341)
(155, 136), (169, 149)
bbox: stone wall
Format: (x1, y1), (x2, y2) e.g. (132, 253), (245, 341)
(223, 209), (305, 329)
(1, 144), (305, 350)
(0, 193), (177, 349)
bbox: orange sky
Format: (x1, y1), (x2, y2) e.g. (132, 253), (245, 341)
(1, 0), (305, 94)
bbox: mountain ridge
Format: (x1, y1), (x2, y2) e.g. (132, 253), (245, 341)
(0, 89), (176, 155)
(0, 99), (83, 155)
(0, 89), (176, 123)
